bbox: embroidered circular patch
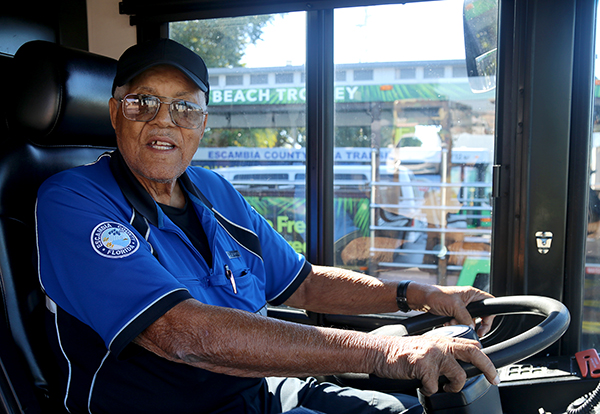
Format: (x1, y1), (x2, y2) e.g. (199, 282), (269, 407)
(91, 222), (139, 259)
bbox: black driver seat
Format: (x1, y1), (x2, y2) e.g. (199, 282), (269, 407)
(0, 40), (117, 413)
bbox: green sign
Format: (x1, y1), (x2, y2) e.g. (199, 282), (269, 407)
(209, 83), (494, 106)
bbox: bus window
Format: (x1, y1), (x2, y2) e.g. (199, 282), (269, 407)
(333, 1), (496, 289)
(167, 3), (497, 286)
(169, 14), (309, 255)
(583, 0), (600, 351)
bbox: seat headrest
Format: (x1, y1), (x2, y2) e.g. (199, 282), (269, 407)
(7, 40), (117, 147)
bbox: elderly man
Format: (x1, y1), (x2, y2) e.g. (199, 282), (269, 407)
(36, 39), (498, 414)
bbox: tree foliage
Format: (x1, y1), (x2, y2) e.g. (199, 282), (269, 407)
(172, 16), (297, 148)
(201, 127), (306, 149)
(334, 126), (395, 148)
(335, 127), (371, 148)
(170, 15), (274, 68)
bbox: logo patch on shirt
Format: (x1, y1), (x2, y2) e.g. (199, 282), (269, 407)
(91, 222), (139, 259)
(226, 250), (241, 259)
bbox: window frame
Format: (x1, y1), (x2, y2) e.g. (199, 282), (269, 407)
(491, 0), (595, 353)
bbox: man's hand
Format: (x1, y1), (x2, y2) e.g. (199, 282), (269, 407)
(373, 334), (500, 396)
(407, 283), (495, 337)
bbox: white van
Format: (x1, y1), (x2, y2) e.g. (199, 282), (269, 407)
(215, 163), (421, 213)
(215, 163), (428, 266)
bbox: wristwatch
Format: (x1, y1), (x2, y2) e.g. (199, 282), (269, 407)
(396, 280), (412, 312)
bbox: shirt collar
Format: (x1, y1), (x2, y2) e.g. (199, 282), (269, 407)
(109, 150), (211, 228)
(109, 150), (159, 227)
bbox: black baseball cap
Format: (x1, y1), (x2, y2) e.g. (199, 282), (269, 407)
(112, 38), (210, 103)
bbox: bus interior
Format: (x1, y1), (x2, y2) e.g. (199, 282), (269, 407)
(0, 0), (599, 413)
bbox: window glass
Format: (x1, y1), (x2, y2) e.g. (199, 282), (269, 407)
(453, 66), (468, 78)
(336, 70), (347, 81)
(250, 74), (268, 85)
(169, 13), (307, 255)
(354, 69), (374, 81)
(583, 1), (600, 351)
(333, 1), (496, 292)
(398, 68), (417, 80)
(225, 74), (244, 85)
(275, 72), (295, 84)
(424, 66), (446, 78)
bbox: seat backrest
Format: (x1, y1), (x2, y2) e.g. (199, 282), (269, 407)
(0, 40), (116, 413)
(0, 55), (12, 141)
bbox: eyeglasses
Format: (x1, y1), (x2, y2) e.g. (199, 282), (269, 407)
(119, 93), (207, 129)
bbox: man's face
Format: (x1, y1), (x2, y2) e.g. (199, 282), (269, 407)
(109, 65), (207, 186)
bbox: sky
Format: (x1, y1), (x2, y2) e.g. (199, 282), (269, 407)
(240, 0), (467, 68)
(240, 0), (600, 78)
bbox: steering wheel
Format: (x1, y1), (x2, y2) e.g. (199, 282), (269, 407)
(333, 295), (570, 392)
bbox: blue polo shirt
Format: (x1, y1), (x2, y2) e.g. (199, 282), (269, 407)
(36, 151), (312, 414)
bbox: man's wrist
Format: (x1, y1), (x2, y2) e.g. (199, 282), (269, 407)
(396, 280), (412, 312)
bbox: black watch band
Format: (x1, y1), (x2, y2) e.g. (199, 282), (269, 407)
(396, 280), (412, 312)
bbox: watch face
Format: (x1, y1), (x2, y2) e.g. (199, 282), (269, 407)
(396, 297), (410, 312)
(396, 281), (411, 312)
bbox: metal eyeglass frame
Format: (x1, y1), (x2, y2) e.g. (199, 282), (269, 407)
(119, 93), (207, 129)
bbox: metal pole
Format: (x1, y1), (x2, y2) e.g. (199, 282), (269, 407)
(438, 146), (448, 285)
(369, 103), (382, 276)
